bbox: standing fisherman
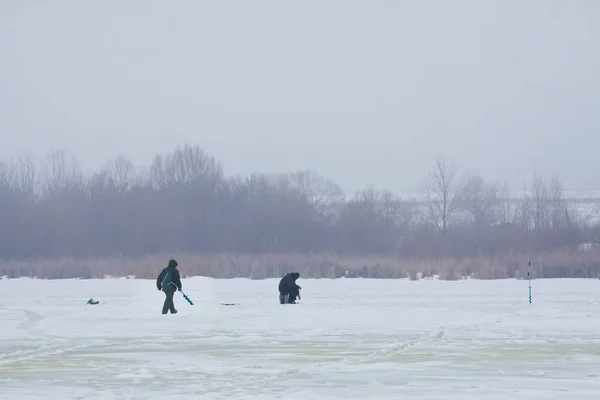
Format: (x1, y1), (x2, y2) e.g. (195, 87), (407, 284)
(156, 259), (182, 314)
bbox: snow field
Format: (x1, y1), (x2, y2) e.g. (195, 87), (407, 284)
(1, 277), (600, 399)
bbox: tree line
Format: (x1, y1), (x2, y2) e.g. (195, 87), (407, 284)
(1, 144), (599, 264)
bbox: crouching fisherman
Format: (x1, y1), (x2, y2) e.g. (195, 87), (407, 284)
(156, 259), (182, 314)
(278, 272), (301, 304)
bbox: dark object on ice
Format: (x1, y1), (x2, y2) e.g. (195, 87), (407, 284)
(278, 272), (301, 304)
(87, 298), (99, 305)
(156, 259), (182, 314)
(221, 303), (238, 306)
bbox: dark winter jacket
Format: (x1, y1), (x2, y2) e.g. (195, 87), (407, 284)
(278, 272), (300, 294)
(157, 259), (182, 292)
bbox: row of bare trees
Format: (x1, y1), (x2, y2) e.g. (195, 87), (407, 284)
(1, 146), (598, 261)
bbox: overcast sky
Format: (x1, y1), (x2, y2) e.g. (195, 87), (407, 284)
(1, 0), (598, 195)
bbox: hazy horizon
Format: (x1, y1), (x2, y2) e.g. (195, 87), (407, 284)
(2, 0), (599, 195)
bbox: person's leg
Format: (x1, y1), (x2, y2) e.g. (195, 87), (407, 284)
(288, 287), (299, 303)
(163, 290), (176, 314)
(279, 292), (289, 304)
(162, 291), (170, 314)
(169, 291), (177, 314)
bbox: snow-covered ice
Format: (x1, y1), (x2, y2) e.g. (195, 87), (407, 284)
(1, 277), (600, 399)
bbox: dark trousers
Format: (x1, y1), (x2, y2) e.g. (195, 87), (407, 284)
(162, 290), (177, 314)
(279, 287), (299, 304)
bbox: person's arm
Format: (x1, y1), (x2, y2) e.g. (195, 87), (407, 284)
(173, 269), (182, 291)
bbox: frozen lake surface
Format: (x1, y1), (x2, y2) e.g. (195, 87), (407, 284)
(1, 277), (600, 399)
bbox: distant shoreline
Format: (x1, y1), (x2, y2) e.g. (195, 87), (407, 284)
(2, 249), (599, 280)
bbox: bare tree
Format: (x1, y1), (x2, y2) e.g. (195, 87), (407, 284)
(334, 188), (416, 254)
(531, 172), (550, 231)
(548, 175), (573, 230)
(422, 156), (464, 234)
(461, 172), (499, 228)
(276, 170), (345, 218)
(499, 182), (513, 224)
(379, 190), (415, 230)
(106, 154), (137, 193)
(87, 169), (114, 197)
(41, 150), (84, 197)
(150, 144), (224, 190)
(516, 184), (533, 232)
(7, 155), (39, 201)
(336, 189), (381, 254)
